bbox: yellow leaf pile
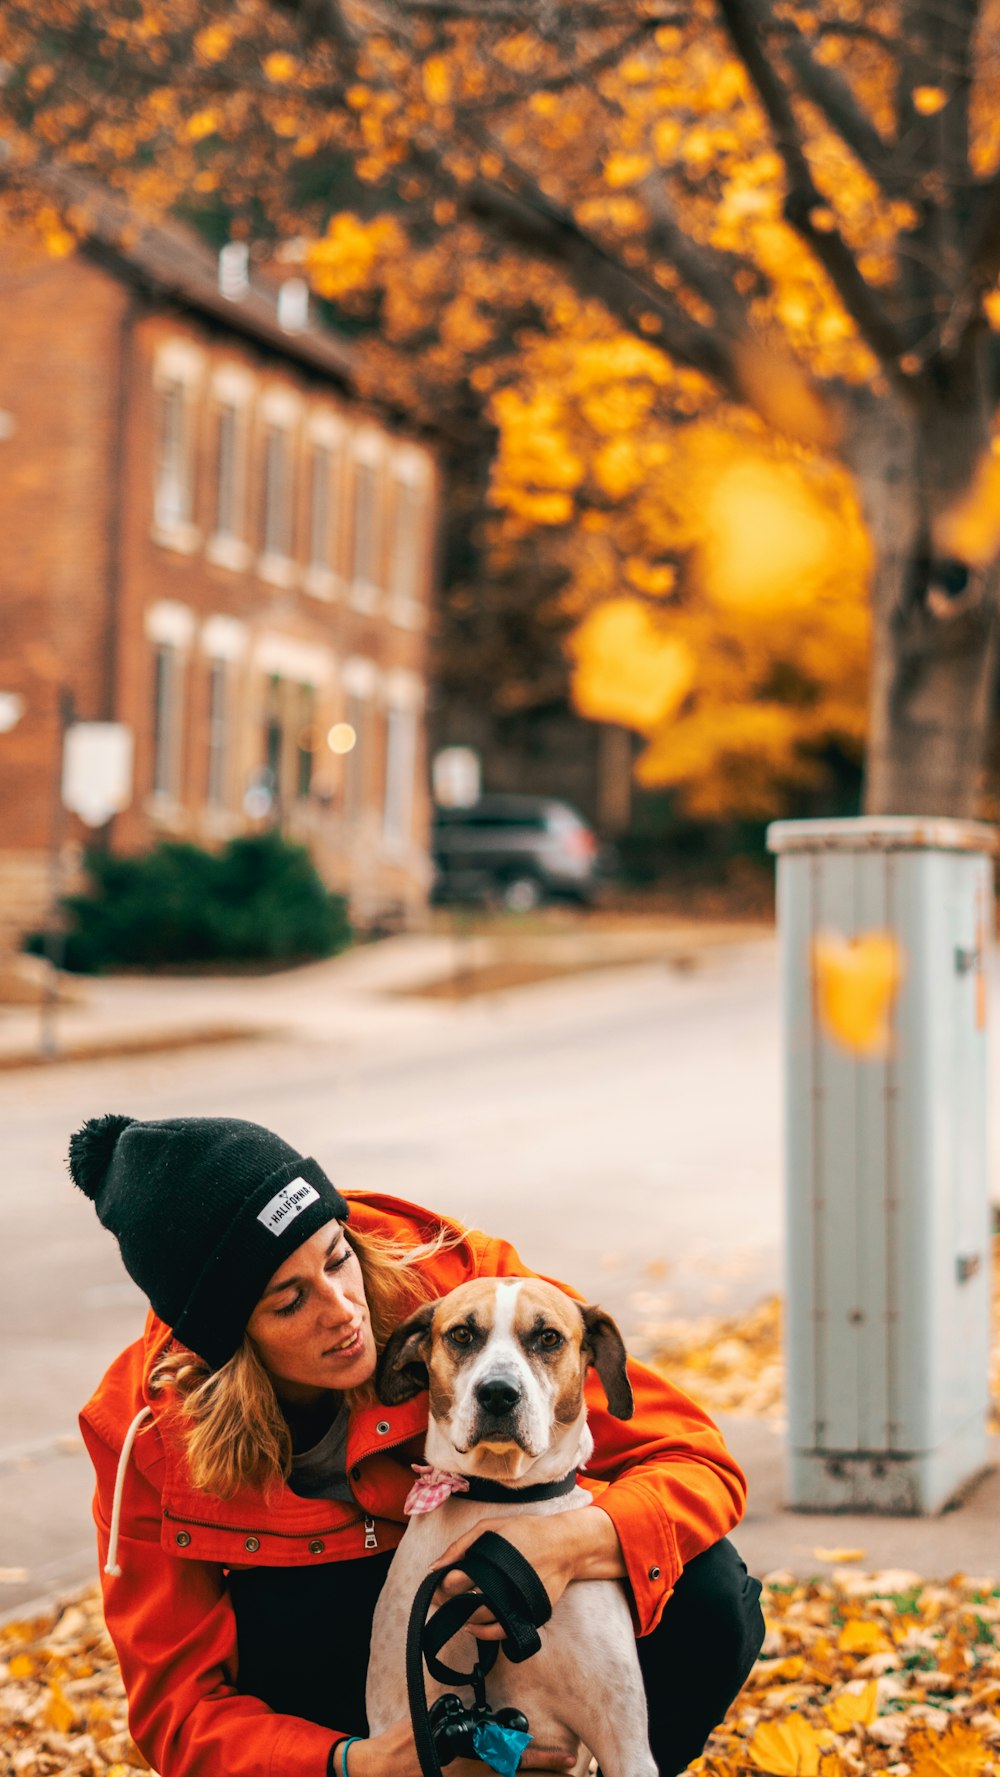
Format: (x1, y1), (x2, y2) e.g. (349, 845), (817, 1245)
(645, 1235), (999, 1433)
(3, 1569), (998, 1777)
(0, 1591), (148, 1774)
(697, 1569), (1000, 1777)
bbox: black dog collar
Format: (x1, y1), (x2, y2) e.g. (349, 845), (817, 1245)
(459, 1470), (579, 1505)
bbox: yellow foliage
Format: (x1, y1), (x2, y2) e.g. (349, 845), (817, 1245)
(263, 53), (298, 83)
(748, 1712), (825, 1774)
(570, 600), (695, 729)
(183, 109), (219, 142)
(912, 85), (949, 116)
(837, 1616), (893, 1654)
(423, 57), (452, 105)
(194, 24), (232, 63)
(697, 454), (845, 615)
(43, 1679), (75, 1735)
(935, 443), (1000, 568)
(823, 1679), (880, 1732)
(305, 213), (405, 301)
(603, 152), (652, 188)
(906, 1719), (992, 1777)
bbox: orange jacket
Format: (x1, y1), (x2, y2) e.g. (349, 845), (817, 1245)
(80, 1192), (747, 1777)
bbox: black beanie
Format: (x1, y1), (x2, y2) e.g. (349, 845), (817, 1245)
(68, 1114), (350, 1369)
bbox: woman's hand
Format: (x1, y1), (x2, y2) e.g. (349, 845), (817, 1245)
(428, 1505), (626, 1640)
(345, 1716), (576, 1775)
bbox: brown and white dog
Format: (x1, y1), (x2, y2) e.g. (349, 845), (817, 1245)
(365, 1277), (658, 1777)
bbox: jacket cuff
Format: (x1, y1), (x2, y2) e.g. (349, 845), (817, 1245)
(264, 1718), (346, 1777)
(326, 1736), (350, 1777)
(594, 1482), (681, 1637)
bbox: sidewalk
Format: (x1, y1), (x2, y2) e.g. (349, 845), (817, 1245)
(0, 919), (764, 1068)
(718, 1414), (999, 1582)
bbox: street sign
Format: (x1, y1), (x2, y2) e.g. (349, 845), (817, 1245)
(0, 692), (24, 733)
(62, 722), (134, 827)
(433, 746), (481, 808)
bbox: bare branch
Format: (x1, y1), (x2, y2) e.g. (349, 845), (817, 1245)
(778, 24), (902, 198)
(461, 165), (747, 400)
(715, 0), (908, 373)
(639, 174), (764, 331)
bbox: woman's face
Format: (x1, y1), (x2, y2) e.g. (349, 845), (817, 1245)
(247, 1221), (376, 1403)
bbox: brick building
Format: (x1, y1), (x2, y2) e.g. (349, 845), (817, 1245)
(0, 208), (438, 945)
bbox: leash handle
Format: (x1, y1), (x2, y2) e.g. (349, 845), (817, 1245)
(405, 1531), (553, 1777)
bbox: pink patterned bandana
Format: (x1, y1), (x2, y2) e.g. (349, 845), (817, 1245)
(404, 1464), (472, 1516)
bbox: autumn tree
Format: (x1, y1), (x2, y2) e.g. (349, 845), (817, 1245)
(4, 0), (1000, 816)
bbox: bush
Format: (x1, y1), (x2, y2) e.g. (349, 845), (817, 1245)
(26, 834), (352, 972)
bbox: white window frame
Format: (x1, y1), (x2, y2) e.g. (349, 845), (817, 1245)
(151, 340), (203, 554)
(341, 657), (378, 822)
(201, 616), (248, 817)
(382, 706), (418, 852)
(304, 409), (348, 601)
(205, 656), (231, 811)
(206, 364), (253, 572)
(145, 601), (195, 814)
(258, 387), (301, 588)
(388, 449), (433, 630)
(350, 432), (385, 614)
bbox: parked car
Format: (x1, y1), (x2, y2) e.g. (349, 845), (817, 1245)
(431, 793), (606, 911)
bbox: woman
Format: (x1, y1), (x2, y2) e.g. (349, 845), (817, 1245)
(73, 1111), (764, 1777)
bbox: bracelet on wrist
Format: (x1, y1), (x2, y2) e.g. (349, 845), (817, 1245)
(338, 1734), (363, 1777)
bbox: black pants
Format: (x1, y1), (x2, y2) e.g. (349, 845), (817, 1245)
(625, 1537), (765, 1775)
(231, 1536), (764, 1774)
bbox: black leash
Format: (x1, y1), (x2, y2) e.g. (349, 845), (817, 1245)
(405, 1530), (553, 1777)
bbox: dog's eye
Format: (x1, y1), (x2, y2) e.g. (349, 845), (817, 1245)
(538, 1329), (563, 1350)
(447, 1325), (474, 1347)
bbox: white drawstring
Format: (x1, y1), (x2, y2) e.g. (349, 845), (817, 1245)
(104, 1406), (153, 1577)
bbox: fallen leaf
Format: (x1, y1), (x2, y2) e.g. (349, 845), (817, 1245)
(749, 1713), (825, 1774)
(906, 1718), (992, 1776)
(824, 1679), (880, 1732)
(838, 1619), (891, 1655)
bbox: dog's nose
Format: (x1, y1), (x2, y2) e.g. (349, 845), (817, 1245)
(475, 1378), (521, 1417)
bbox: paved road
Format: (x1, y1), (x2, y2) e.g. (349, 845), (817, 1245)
(0, 939), (782, 1611)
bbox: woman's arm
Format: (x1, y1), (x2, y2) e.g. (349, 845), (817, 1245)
(80, 1413), (345, 1777)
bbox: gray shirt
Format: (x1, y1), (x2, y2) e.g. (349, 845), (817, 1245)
(289, 1410), (356, 1504)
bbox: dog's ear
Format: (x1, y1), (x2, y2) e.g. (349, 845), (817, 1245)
(375, 1301), (436, 1405)
(581, 1305), (633, 1419)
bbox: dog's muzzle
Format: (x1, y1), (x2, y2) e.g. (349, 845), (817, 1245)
(469, 1376), (528, 1447)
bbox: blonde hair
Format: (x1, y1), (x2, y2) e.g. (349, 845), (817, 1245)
(149, 1221), (461, 1498)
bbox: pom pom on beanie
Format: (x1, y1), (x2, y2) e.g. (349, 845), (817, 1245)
(68, 1114), (136, 1200)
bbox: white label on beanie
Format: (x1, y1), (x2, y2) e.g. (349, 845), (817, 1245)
(257, 1177), (320, 1235)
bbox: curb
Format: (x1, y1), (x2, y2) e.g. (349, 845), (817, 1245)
(0, 1023), (268, 1071)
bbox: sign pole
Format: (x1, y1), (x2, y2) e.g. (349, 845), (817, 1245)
(40, 688), (74, 1060)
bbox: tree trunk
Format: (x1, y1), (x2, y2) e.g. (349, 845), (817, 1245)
(847, 387), (1000, 818)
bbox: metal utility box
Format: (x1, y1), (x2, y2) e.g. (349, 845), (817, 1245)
(766, 817), (994, 1514)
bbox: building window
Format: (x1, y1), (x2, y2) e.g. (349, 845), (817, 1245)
(213, 402), (244, 542)
(205, 658), (230, 808)
(153, 379), (193, 533)
(262, 424), (294, 561)
(344, 691), (369, 820)
(152, 644), (183, 798)
(308, 444), (334, 572)
(296, 685), (316, 800)
(383, 704), (417, 848)
(351, 454), (381, 606)
(389, 469), (430, 626)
